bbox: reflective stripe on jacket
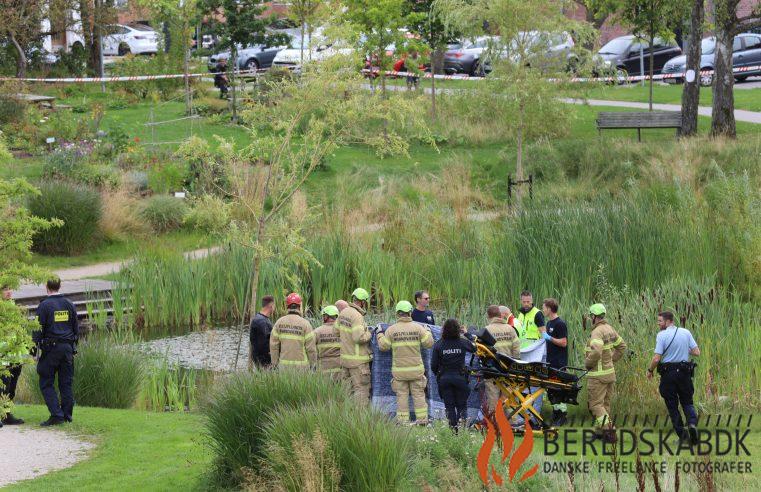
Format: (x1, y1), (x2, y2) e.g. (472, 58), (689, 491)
(270, 311), (316, 367)
(377, 317), (434, 380)
(314, 323), (342, 373)
(517, 306), (541, 340)
(338, 304), (372, 368)
(584, 320), (627, 381)
(485, 318), (521, 358)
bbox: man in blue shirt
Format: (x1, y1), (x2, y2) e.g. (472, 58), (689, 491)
(647, 311), (700, 444)
(411, 290), (435, 325)
(34, 277), (78, 427)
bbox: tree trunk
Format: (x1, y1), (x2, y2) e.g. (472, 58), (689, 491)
(680, 0), (704, 136)
(299, 22), (305, 67)
(9, 34), (27, 78)
(710, 0), (740, 138)
(649, 31), (654, 111)
(430, 67), (436, 121)
(184, 25), (191, 115)
(430, 48), (444, 121)
(230, 45), (238, 123)
(710, 24), (736, 138)
(514, 102), (525, 201)
(245, 248), (262, 370)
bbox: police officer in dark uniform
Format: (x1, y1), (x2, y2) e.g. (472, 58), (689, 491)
(34, 277), (78, 427)
(647, 311), (700, 444)
(430, 318), (475, 431)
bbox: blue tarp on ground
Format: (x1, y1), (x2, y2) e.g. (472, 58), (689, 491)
(369, 323), (546, 421)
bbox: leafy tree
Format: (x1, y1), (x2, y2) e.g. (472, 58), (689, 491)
(1, 0), (75, 77)
(198, 0), (288, 122)
(289, 0), (326, 65)
(78, 0), (118, 77)
(710, 0), (761, 138)
(602, 0), (689, 110)
(343, 0), (411, 98)
(137, 0), (201, 114)
(436, 0), (592, 203)
(221, 59), (433, 367)
(679, 0), (704, 136)
(407, 0), (459, 120)
(1, 179), (59, 417)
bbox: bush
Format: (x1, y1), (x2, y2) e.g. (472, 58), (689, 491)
(0, 94), (27, 126)
(100, 188), (149, 240)
(148, 160), (189, 194)
(203, 371), (350, 484)
(185, 194), (231, 233)
(262, 401), (416, 492)
(16, 338), (144, 409)
(139, 195), (189, 233)
(0, 133), (13, 163)
(28, 182), (102, 255)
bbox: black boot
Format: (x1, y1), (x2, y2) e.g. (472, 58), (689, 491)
(40, 416), (66, 427)
(2, 413), (24, 425)
(688, 424), (698, 443)
(553, 411), (568, 427)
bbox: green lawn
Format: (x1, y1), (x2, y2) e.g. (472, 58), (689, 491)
(29, 229), (214, 272)
(5, 405), (212, 491)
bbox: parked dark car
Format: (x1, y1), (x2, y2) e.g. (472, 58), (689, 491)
(596, 35), (682, 76)
(443, 37), (496, 75)
(662, 33), (761, 85)
(207, 44), (285, 73)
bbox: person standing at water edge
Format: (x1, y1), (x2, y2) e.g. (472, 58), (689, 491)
(377, 301), (434, 424)
(335, 299), (349, 313)
(411, 290), (435, 325)
(431, 318), (475, 431)
(35, 277), (78, 427)
(585, 303), (626, 443)
(647, 311), (700, 444)
(249, 295), (275, 370)
(542, 298), (569, 426)
(315, 305), (343, 380)
(516, 290), (545, 341)
(1, 286), (24, 427)
(483, 305), (520, 414)
(270, 293), (316, 369)
(338, 288), (373, 403)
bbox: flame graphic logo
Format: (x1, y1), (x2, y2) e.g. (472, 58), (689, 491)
(476, 400), (539, 485)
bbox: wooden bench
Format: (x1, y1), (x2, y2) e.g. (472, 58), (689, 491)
(596, 111), (682, 141)
(11, 93), (57, 109)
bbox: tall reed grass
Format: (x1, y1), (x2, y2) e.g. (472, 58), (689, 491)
(262, 402), (416, 492)
(203, 371), (350, 484)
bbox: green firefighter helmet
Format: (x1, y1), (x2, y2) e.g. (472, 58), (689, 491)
(321, 305), (339, 317)
(589, 303), (607, 316)
(352, 288), (370, 301)
(395, 300), (413, 314)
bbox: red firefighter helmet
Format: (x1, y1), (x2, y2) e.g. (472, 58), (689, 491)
(286, 293), (302, 306)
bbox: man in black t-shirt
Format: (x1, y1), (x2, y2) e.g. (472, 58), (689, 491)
(542, 298), (569, 427)
(411, 290), (435, 325)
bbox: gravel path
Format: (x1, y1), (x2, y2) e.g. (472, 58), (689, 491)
(0, 426), (94, 487)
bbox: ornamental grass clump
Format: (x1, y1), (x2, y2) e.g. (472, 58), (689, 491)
(203, 371), (350, 484)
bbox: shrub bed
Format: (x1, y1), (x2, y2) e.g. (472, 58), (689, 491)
(28, 181), (102, 255)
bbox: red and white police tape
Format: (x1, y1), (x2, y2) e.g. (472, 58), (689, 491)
(2, 64), (759, 84)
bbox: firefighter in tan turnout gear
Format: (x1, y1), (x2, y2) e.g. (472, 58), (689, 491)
(338, 288), (373, 403)
(377, 301), (434, 424)
(584, 303), (627, 443)
(314, 305), (343, 379)
(270, 293), (317, 369)
(483, 304), (521, 413)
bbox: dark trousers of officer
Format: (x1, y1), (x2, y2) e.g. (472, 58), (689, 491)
(37, 343), (75, 421)
(438, 374), (470, 428)
(659, 366), (697, 436)
(1, 364), (23, 401)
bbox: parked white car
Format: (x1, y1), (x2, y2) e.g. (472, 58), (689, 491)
(272, 33), (352, 70)
(103, 24), (159, 56)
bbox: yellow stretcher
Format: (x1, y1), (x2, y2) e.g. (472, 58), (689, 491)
(469, 329), (587, 436)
